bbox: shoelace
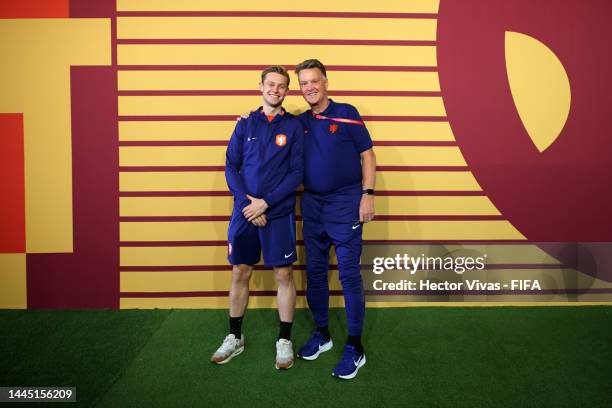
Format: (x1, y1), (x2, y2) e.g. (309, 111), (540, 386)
(277, 341), (292, 358)
(220, 336), (237, 351)
(340, 346), (358, 363)
(310, 332), (324, 345)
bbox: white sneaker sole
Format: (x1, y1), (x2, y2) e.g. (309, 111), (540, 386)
(213, 345), (244, 365)
(299, 339), (333, 361)
(275, 359), (294, 370)
(334, 354), (366, 380)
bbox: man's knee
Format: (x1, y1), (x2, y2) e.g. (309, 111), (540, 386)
(274, 266), (293, 285)
(232, 264), (253, 283)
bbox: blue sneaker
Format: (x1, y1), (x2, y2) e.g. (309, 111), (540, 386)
(297, 331), (333, 360)
(332, 345), (366, 379)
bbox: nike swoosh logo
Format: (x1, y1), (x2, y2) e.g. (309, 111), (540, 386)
(353, 356), (363, 367)
(247, 137), (257, 141)
(352, 223), (361, 230)
(284, 252), (294, 259)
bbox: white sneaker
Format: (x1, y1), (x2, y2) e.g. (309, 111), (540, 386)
(275, 338), (294, 370)
(210, 334), (245, 364)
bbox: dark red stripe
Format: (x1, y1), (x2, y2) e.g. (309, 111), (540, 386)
(120, 265), (328, 272)
(362, 116), (447, 121)
(117, 90), (442, 97)
(120, 216), (229, 222)
(119, 141), (455, 147)
(375, 191), (484, 196)
(119, 260), (568, 270)
(120, 289), (334, 297)
(120, 140), (227, 146)
(362, 239), (526, 244)
(118, 65), (438, 72)
(376, 166), (468, 171)
(119, 288), (612, 298)
(117, 190), (484, 197)
(0, 114), (25, 252)
(374, 215), (505, 221)
(120, 240), (227, 247)
(118, 115), (447, 122)
(119, 115), (243, 121)
(111, 8), (117, 66)
(119, 166), (225, 171)
(119, 215), (505, 222)
(120, 240), (545, 248)
(116, 11), (437, 19)
(118, 165), (467, 172)
(119, 191), (232, 197)
(118, 38), (436, 46)
(374, 141), (456, 146)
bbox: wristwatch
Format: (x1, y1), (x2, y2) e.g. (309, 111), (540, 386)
(362, 189), (375, 195)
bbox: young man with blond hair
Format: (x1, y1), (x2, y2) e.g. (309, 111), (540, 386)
(210, 66), (304, 370)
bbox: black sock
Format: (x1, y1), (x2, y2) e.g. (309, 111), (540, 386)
(229, 316), (243, 338)
(278, 321), (293, 341)
(347, 335), (364, 354)
(317, 326), (330, 341)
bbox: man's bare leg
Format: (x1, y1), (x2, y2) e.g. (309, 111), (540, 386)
(274, 265), (296, 369)
(275, 266), (296, 323)
(230, 264), (253, 317)
(211, 264), (252, 364)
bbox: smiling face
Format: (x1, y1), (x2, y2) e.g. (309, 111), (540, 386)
(297, 67), (328, 108)
(259, 72), (289, 108)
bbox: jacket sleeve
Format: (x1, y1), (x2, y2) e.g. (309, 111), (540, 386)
(262, 123), (304, 207)
(225, 120), (250, 209)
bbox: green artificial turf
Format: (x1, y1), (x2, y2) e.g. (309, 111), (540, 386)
(0, 307), (610, 407)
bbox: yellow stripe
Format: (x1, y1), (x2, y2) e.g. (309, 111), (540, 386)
(120, 171), (227, 191)
(120, 246), (335, 267)
(118, 70), (441, 92)
(376, 146), (466, 166)
(117, 0), (440, 13)
(366, 220), (525, 240)
(376, 171), (481, 191)
(117, 44), (437, 67)
(117, 17), (437, 41)
(120, 296), (346, 309)
(120, 220), (526, 241)
(120, 244), (560, 269)
(119, 195), (499, 217)
(119, 121), (235, 141)
(118, 95), (445, 117)
(118, 145), (464, 167)
(0, 254), (27, 309)
(121, 246), (226, 266)
(379, 196), (499, 215)
(118, 120), (453, 142)
(367, 121), (453, 141)
(120, 196), (233, 216)
(119, 121), (236, 141)
(119, 171), (481, 192)
(120, 270), (342, 292)
(119, 146), (225, 166)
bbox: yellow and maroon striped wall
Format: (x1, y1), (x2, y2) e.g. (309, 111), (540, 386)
(1, 0), (611, 309)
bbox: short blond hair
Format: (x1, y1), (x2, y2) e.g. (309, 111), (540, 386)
(261, 65), (290, 86)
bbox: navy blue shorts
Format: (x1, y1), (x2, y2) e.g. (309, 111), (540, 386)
(227, 211), (297, 267)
